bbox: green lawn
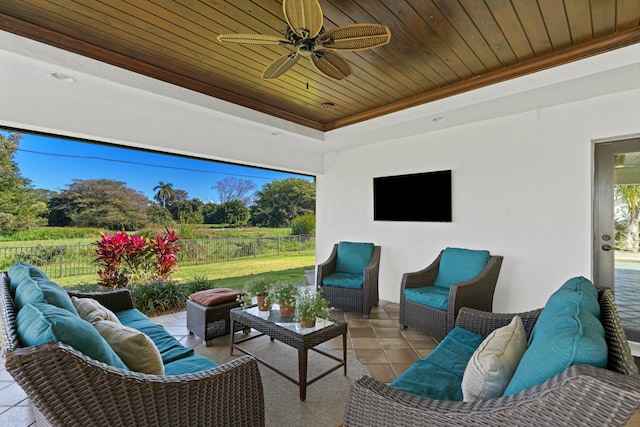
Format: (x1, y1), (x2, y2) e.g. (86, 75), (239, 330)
(55, 253), (316, 290)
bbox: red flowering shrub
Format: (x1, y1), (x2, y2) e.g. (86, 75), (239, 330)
(94, 229), (181, 288)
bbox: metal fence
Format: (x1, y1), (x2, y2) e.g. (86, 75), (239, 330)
(0, 235), (315, 278)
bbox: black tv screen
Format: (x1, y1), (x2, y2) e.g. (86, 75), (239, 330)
(373, 170), (452, 222)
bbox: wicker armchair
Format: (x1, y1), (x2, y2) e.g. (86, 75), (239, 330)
(317, 243), (381, 318)
(0, 272), (265, 427)
(400, 251), (503, 341)
(345, 287), (640, 426)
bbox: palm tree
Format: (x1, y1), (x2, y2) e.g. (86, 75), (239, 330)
(615, 184), (640, 253)
(153, 181), (175, 208)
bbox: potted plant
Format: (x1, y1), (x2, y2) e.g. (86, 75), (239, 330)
(268, 282), (299, 317)
(296, 288), (330, 328)
(243, 277), (272, 311)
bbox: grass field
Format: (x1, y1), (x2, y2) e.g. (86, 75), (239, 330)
(55, 253), (316, 289)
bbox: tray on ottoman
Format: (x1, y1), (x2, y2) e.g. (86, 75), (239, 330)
(186, 288), (246, 346)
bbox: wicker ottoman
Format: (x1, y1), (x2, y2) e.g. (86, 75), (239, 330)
(186, 289), (246, 346)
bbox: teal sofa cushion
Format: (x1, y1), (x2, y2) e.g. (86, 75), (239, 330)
(322, 272), (364, 289)
(164, 354), (218, 376)
(390, 327), (485, 400)
(404, 285), (450, 310)
(8, 262), (49, 297)
(116, 308), (194, 364)
(503, 276), (607, 396)
(17, 303), (128, 370)
(14, 276), (79, 316)
(434, 248), (490, 289)
(334, 242), (374, 275)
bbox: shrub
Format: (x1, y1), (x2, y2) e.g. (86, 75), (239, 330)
(94, 228), (180, 288)
(291, 214), (315, 236)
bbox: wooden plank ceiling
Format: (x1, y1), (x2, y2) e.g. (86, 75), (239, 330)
(1, 1), (639, 131)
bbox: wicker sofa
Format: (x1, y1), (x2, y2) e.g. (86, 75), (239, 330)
(0, 269), (265, 427)
(344, 280), (640, 426)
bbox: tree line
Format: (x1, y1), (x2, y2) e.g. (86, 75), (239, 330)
(0, 132), (315, 233)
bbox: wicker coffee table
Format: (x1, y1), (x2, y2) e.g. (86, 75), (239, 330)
(229, 305), (348, 401)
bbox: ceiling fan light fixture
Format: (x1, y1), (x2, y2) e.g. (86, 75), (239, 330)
(320, 102), (334, 110)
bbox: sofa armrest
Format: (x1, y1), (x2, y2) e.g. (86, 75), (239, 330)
(344, 365), (640, 427)
(455, 307), (541, 339)
(67, 289), (135, 312)
(5, 343), (265, 427)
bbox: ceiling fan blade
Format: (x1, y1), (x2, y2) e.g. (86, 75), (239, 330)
(310, 50), (352, 80)
(283, 0), (323, 39)
(262, 53), (300, 79)
(319, 24), (391, 50)
(217, 34), (290, 46)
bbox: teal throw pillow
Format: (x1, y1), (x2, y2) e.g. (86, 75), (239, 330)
(8, 262), (49, 296)
(14, 276), (79, 316)
(334, 242), (375, 275)
(503, 277), (606, 396)
(434, 247), (490, 289)
(17, 303), (128, 369)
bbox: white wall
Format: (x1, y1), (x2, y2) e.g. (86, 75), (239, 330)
(316, 88), (640, 312)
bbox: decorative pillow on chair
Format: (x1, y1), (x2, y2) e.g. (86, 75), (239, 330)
(72, 296), (121, 323)
(7, 262), (49, 296)
(17, 303), (128, 369)
(93, 320), (164, 375)
(434, 247), (491, 289)
(461, 315), (527, 401)
(14, 276), (79, 316)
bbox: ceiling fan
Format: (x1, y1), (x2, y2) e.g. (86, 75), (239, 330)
(217, 0), (391, 80)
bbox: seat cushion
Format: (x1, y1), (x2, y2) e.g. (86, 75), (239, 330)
(189, 288), (243, 306)
(404, 285), (450, 310)
(14, 276), (79, 316)
(434, 248), (491, 289)
(390, 326), (485, 401)
(503, 276), (607, 396)
(116, 308), (194, 364)
(93, 320), (164, 375)
(322, 272), (364, 289)
(334, 242), (375, 275)
(71, 296), (121, 323)
(164, 354), (218, 376)
(461, 315), (527, 401)
(7, 262), (49, 296)
(17, 303), (128, 369)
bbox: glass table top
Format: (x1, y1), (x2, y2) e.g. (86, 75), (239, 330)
(241, 304), (340, 336)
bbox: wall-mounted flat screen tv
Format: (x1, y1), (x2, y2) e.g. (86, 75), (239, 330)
(373, 170), (452, 222)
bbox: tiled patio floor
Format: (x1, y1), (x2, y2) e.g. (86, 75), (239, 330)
(0, 299), (435, 426)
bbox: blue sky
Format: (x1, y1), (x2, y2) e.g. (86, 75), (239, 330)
(5, 131), (314, 203)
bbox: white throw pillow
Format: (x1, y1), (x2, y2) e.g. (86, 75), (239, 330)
(72, 296), (120, 323)
(93, 320), (165, 375)
(461, 315), (527, 401)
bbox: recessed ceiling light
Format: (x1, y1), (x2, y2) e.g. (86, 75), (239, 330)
(51, 72), (76, 83)
(320, 102), (335, 110)
(272, 132), (283, 137)
(432, 116), (446, 122)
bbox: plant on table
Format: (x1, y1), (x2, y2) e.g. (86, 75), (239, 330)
(296, 288), (329, 328)
(242, 277), (273, 311)
(267, 282), (299, 317)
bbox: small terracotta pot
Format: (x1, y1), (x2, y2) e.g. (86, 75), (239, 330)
(299, 317), (316, 328)
(279, 302), (295, 318)
(257, 294), (271, 311)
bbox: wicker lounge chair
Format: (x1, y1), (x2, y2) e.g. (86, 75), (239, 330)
(0, 271), (265, 427)
(400, 249), (503, 341)
(344, 287), (640, 426)
(317, 242), (381, 318)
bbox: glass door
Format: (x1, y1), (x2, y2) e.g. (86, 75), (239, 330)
(594, 137), (640, 347)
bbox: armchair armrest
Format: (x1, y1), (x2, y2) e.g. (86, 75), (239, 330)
(400, 254), (441, 291)
(447, 256), (504, 321)
(344, 365), (640, 426)
(317, 244), (338, 288)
